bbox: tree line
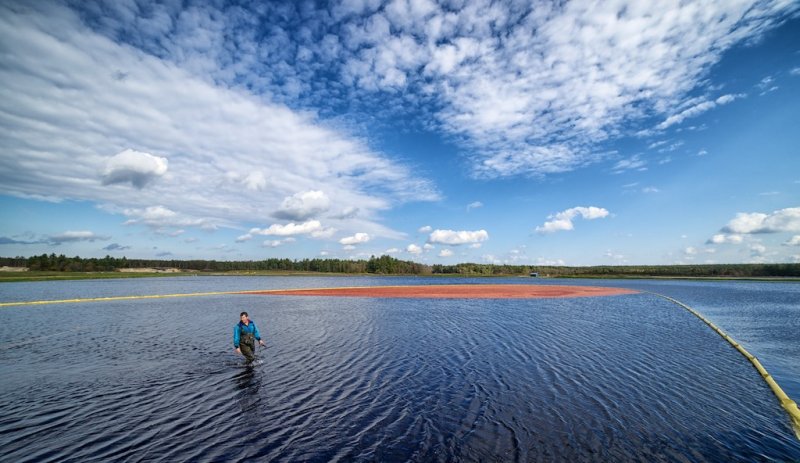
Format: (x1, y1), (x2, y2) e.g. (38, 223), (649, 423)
(1, 254), (799, 277)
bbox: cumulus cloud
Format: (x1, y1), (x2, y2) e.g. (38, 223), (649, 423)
(418, 225), (432, 233)
(384, 247), (401, 254)
(406, 244), (422, 255)
(721, 207), (800, 234)
(707, 233), (744, 245)
(428, 229), (489, 245)
(273, 190), (331, 221)
(249, 220), (323, 237)
(339, 232), (370, 245)
(0, 3), (438, 242)
(438, 249), (453, 257)
(102, 149), (168, 188)
(535, 206), (610, 234)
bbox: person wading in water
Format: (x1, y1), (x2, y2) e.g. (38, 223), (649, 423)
(234, 311), (265, 363)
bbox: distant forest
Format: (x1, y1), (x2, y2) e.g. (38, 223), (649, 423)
(2, 254), (800, 277)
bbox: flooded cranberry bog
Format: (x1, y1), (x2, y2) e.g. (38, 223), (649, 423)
(1, 277), (799, 461)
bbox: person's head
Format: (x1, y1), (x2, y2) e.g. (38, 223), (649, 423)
(240, 311), (249, 324)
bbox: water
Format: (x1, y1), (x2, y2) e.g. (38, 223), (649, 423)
(1, 276), (799, 461)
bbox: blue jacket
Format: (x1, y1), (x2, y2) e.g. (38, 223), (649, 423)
(233, 321), (262, 348)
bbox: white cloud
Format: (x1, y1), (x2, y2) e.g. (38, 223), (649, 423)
(44, 0), (796, 182)
(102, 149), (168, 188)
(750, 243), (767, 256)
(423, 243), (435, 251)
(467, 201), (483, 211)
(264, 237), (296, 248)
(438, 249), (453, 257)
(343, 244), (356, 251)
(707, 234), (744, 245)
(783, 235), (800, 246)
(122, 205), (209, 230)
(251, 220), (322, 236)
(339, 232), (370, 245)
(611, 155), (647, 173)
(468, 243), (482, 249)
(384, 247), (401, 254)
(243, 171), (267, 192)
(721, 207), (800, 234)
(791, 67), (800, 76)
(657, 94), (745, 130)
(535, 206), (610, 234)
(274, 190), (331, 220)
(418, 225), (432, 233)
(48, 230), (110, 244)
(428, 229), (489, 245)
(536, 257), (566, 266)
(642, 187), (659, 194)
(406, 244), (422, 255)
(0, 4), (438, 241)
(310, 227), (337, 239)
(756, 75), (779, 95)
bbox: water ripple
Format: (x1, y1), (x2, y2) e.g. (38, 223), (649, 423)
(1, 286), (799, 461)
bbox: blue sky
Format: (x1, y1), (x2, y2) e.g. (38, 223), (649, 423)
(1, 0), (799, 265)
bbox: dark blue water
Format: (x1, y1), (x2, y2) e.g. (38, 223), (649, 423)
(1, 276), (799, 461)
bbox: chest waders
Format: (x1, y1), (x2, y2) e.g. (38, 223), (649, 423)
(240, 327), (256, 363)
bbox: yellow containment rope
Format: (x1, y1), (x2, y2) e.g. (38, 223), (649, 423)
(0, 286), (395, 307)
(652, 292), (800, 440)
(0, 290), (249, 307)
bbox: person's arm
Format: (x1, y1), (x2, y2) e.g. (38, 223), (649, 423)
(233, 325), (241, 353)
(253, 322), (266, 346)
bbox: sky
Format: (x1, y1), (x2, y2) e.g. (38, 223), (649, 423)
(1, 0), (799, 266)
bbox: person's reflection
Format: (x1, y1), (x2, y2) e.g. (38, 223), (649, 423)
(234, 365), (262, 418)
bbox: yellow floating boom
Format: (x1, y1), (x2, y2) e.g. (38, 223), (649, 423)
(652, 292), (800, 440)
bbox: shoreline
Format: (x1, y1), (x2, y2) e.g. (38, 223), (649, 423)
(1, 270), (799, 283)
